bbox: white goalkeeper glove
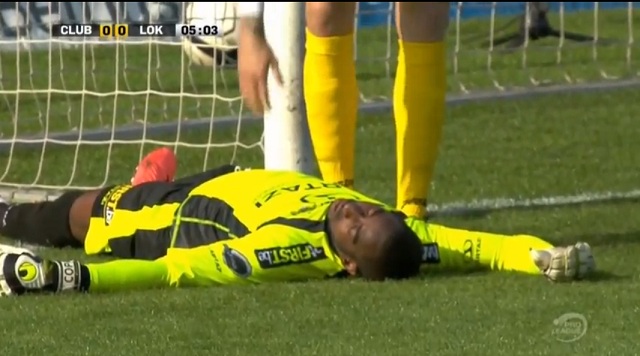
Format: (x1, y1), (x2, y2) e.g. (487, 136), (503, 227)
(0, 244), (84, 297)
(530, 242), (596, 282)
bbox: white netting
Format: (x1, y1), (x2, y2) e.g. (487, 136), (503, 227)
(0, 2), (637, 196)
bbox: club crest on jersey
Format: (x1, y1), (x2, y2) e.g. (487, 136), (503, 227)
(223, 245), (252, 278)
(255, 243), (327, 269)
(422, 243), (440, 264)
(101, 185), (132, 226)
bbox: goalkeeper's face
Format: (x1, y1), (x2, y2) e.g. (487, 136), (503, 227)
(328, 199), (420, 280)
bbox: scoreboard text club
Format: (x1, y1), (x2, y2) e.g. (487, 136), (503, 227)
(51, 24), (220, 38)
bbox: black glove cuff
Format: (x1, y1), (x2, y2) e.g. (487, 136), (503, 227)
(45, 260), (88, 293)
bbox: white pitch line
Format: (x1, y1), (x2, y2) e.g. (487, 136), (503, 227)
(428, 189), (640, 217)
(3, 187), (640, 217)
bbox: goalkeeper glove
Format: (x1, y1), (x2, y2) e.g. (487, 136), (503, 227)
(530, 242), (596, 282)
(0, 244), (86, 297)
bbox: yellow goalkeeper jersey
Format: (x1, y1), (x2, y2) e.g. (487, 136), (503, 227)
(86, 169), (449, 292)
(166, 169), (384, 285)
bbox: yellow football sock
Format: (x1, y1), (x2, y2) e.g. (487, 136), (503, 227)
(304, 30), (358, 188)
(427, 224), (554, 275)
(394, 41), (446, 217)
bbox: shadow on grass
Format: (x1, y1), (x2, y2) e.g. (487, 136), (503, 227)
(585, 270), (630, 283)
(416, 269), (628, 283)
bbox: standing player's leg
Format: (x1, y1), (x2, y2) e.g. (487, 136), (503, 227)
(304, 2), (359, 188)
(393, 2), (449, 218)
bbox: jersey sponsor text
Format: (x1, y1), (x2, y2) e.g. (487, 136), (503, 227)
(255, 244), (327, 269)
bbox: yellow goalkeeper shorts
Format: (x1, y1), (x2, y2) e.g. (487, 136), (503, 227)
(85, 182), (185, 260)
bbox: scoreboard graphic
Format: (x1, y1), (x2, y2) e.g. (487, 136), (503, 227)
(50, 24), (220, 38)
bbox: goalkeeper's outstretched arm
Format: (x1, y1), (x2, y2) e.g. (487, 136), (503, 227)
(0, 224), (345, 296)
(0, 247), (176, 296)
(84, 225), (319, 293)
(406, 217), (596, 282)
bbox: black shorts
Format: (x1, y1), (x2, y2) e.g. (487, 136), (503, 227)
(84, 164), (240, 260)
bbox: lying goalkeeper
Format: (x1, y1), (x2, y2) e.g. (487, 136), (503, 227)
(0, 148), (595, 296)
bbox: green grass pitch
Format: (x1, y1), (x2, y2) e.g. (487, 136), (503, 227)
(0, 9), (640, 355)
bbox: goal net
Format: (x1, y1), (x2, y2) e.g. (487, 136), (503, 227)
(0, 2), (637, 202)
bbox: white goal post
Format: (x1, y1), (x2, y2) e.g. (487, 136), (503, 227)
(0, 2), (637, 216)
(262, 2), (314, 174)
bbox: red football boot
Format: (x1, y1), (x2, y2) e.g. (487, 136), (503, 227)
(130, 147), (177, 186)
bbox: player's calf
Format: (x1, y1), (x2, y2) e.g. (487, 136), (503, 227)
(306, 2), (357, 37)
(0, 190), (96, 249)
(395, 2), (449, 42)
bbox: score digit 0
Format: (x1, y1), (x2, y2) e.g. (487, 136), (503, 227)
(99, 24), (129, 38)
